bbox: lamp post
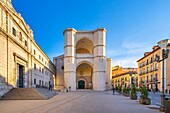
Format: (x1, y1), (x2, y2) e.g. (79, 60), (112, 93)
(155, 39), (170, 112)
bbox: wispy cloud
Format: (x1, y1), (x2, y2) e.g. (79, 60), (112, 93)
(109, 32), (157, 67)
(112, 56), (139, 68)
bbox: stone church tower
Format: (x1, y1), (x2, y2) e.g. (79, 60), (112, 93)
(54, 28), (112, 91)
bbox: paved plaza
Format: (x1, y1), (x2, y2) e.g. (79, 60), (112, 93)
(0, 91), (162, 113)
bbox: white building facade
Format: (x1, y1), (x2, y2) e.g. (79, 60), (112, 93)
(54, 28), (112, 91)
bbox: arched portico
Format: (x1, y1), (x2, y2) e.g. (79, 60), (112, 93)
(76, 63), (93, 89)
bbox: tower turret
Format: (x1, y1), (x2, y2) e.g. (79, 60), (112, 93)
(93, 28), (107, 90)
(63, 28), (77, 91)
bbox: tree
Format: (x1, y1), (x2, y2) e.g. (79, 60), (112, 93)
(139, 81), (151, 105)
(130, 83), (137, 100)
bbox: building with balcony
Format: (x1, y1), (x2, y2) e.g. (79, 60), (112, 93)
(137, 45), (170, 93)
(53, 28), (112, 91)
(0, 0), (56, 96)
(112, 66), (138, 88)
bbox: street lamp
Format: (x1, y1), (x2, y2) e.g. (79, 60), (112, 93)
(156, 39), (170, 112)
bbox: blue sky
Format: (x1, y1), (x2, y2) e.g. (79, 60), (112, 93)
(12, 0), (170, 67)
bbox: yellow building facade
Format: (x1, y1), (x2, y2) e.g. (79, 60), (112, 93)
(137, 45), (170, 93)
(112, 66), (138, 88)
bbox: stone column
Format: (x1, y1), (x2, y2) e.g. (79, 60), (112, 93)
(63, 28), (76, 91)
(93, 28), (106, 91)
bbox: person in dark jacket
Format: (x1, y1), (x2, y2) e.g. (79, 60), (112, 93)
(49, 84), (52, 91)
(112, 86), (115, 95)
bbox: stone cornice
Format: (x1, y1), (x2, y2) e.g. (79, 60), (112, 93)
(0, 2), (32, 38)
(95, 28), (107, 32)
(94, 56), (106, 58)
(93, 45), (106, 49)
(64, 45), (75, 49)
(64, 56), (74, 58)
(106, 58), (112, 61)
(93, 71), (106, 73)
(63, 28), (77, 35)
(75, 57), (94, 59)
(63, 28), (107, 35)
(64, 71), (75, 73)
(13, 52), (28, 63)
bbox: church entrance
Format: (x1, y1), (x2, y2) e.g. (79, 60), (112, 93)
(78, 80), (85, 89)
(76, 63), (93, 89)
(17, 64), (24, 88)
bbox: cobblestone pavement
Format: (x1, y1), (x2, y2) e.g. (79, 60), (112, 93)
(0, 91), (163, 113)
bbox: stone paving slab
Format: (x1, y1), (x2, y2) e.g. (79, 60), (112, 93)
(0, 91), (163, 113)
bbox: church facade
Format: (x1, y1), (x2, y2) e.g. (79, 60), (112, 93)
(54, 28), (112, 91)
(0, 0), (56, 96)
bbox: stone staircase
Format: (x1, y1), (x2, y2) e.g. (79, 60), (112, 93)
(36, 88), (57, 99)
(0, 88), (57, 100)
(0, 76), (13, 97)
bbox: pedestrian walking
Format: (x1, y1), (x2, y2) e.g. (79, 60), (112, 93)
(153, 88), (155, 94)
(112, 87), (115, 95)
(69, 86), (71, 91)
(49, 84), (52, 91)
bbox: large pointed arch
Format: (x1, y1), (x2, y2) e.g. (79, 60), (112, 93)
(76, 38), (93, 54)
(76, 62), (93, 89)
